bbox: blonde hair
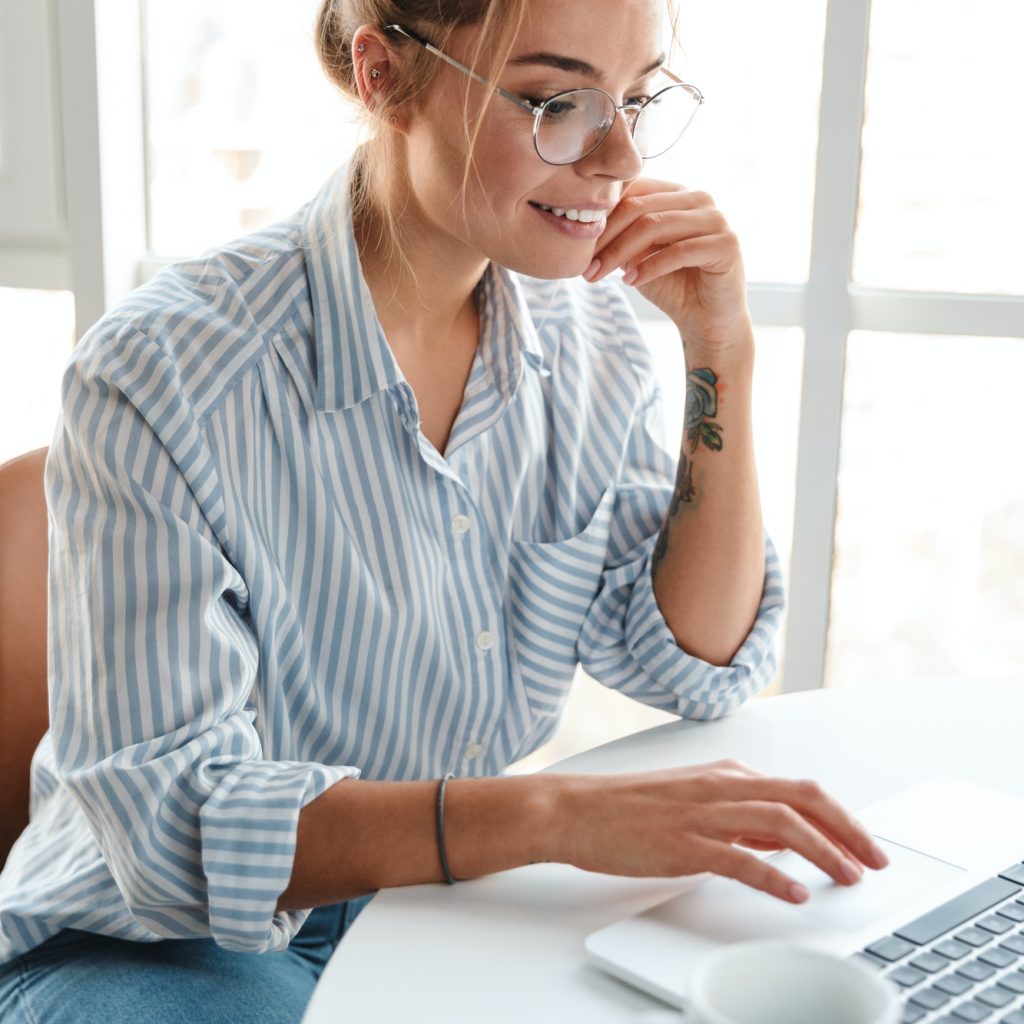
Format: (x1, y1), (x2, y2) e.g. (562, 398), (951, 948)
(313, 1), (530, 291)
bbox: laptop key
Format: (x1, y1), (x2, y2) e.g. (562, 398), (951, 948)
(959, 960), (998, 981)
(852, 951), (889, 971)
(998, 969), (1024, 994)
(958, 927), (996, 947)
(1001, 937), (1024, 956)
(867, 936), (917, 961)
(912, 951), (952, 973)
(979, 948), (1018, 969)
(948, 1001), (992, 1020)
(1001, 1011), (1024, 1024)
(999, 904), (1024, 923)
(936, 938), (975, 960)
(899, 1005), (926, 1024)
(998, 864), (1024, 886)
(935, 973), (975, 996)
(890, 964), (928, 987)
(979, 915), (1016, 935)
(975, 985), (1015, 1008)
(908, 985), (950, 1010)
(896, 878), (1021, 945)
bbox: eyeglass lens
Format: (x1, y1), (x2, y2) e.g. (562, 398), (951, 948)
(535, 83), (701, 165)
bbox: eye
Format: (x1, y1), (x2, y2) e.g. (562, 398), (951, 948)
(627, 94), (654, 106)
(541, 98), (577, 118)
(522, 96), (578, 120)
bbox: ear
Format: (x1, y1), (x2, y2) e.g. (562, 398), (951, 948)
(352, 25), (407, 130)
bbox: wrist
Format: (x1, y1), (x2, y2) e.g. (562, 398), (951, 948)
(680, 323), (756, 371)
(539, 772), (595, 868)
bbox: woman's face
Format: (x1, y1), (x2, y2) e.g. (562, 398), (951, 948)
(400, 0), (667, 279)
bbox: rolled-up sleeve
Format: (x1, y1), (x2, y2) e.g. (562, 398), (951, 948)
(46, 321), (357, 953)
(577, 348), (786, 720)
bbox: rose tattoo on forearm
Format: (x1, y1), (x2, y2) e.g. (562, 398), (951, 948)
(652, 367), (723, 572)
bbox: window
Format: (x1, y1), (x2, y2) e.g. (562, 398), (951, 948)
(142, 0), (356, 257)
(828, 332), (1024, 688)
(0, 288), (76, 465)
(854, 0), (1024, 295)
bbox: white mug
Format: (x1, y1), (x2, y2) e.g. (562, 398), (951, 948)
(674, 939), (900, 1024)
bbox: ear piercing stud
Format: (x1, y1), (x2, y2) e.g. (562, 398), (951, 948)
(357, 43), (366, 52)
(370, 68), (381, 79)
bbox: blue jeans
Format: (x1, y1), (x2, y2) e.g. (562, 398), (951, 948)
(0, 894), (374, 1024)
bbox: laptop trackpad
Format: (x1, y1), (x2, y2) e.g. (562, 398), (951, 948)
(773, 836), (966, 932)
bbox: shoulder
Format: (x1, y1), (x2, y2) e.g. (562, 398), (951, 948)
(514, 272), (658, 402)
(68, 210), (311, 423)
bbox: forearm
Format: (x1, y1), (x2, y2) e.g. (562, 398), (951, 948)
(651, 329), (765, 666)
(276, 774), (558, 913)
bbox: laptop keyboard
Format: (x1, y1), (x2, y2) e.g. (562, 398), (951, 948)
(849, 860), (1024, 1023)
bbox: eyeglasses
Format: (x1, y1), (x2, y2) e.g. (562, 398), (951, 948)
(383, 24), (704, 166)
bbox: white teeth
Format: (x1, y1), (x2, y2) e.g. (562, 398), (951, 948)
(535, 203), (604, 223)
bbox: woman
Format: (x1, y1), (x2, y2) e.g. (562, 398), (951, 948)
(0, 0), (888, 1020)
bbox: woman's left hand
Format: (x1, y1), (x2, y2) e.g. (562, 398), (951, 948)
(584, 177), (752, 351)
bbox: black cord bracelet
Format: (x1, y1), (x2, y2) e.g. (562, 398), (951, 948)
(436, 771), (459, 885)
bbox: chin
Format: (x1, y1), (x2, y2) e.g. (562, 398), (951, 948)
(497, 248), (594, 282)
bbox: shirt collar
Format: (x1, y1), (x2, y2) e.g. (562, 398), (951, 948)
(302, 153), (548, 413)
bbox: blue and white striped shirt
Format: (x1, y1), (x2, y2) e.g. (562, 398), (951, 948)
(0, 155), (784, 964)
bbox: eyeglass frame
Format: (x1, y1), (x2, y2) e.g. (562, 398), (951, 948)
(381, 23), (704, 166)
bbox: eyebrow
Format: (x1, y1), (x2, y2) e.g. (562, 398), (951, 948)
(507, 52), (666, 81)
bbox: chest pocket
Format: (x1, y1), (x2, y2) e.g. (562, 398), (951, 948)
(506, 487), (615, 718)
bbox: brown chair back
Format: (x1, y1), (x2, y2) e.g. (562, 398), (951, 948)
(0, 447), (51, 867)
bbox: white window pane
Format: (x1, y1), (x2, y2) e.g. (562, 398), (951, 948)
(143, 0), (357, 256)
(854, 2), (1024, 295)
(510, 323), (802, 771)
(647, 1), (827, 284)
(827, 333), (1024, 688)
(0, 288), (75, 465)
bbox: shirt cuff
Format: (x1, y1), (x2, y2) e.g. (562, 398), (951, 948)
(199, 759), (360, 953)
(623, 530), (787, 719)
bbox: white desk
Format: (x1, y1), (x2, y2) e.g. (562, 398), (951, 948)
(302, 676), (1024, 1023)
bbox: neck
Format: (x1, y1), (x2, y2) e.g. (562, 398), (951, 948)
(353, 174), (487, 349)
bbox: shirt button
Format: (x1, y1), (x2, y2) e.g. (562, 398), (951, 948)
(464, 741), (484, 759)
(452, 514), (471, 536)
(475, 630), (495, 652)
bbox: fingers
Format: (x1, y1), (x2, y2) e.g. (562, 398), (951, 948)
(626, 233), (739, 286)
(597, 187), (707, 251)
(732, 777), (889, 872)
(715, 801), (869, 889)
(591, 204), (726, 283)
(695, 837), (813, 905)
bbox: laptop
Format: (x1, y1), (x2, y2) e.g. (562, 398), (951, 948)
(584, 777), (1024, 1023)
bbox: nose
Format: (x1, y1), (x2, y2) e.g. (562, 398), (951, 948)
(578, 105), (644, 180)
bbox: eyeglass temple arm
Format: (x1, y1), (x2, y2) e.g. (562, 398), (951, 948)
(659, 67), (705, 104)
(383, 24), (540, 115)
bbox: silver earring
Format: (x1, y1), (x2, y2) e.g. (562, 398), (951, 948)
(370, 68), (382, 80)
(357, 43), (365, 53)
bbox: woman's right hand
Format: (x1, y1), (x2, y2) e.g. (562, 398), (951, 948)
(549, 759), (890, 903)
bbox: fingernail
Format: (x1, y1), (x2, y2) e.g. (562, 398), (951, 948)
(789, 882), (810, 903)
(583, 258), (600, 280)
(840, 858), (863, 884)
(872, 843), (889, 867)
(622, 267), (639, 286)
